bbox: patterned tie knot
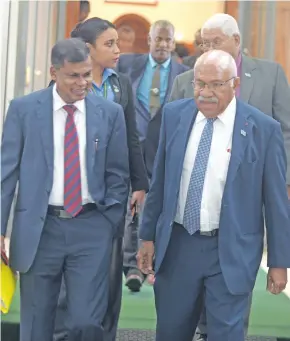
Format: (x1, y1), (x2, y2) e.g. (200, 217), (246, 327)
(63, 105), (77, 116)
(207, 117), (217, 124)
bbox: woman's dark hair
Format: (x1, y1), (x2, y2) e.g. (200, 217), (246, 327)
(71, 17), (116, 46)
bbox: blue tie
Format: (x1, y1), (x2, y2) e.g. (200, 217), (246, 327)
(183, 118), (217, 235)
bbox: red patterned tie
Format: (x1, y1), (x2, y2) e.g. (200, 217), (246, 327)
(63, 105), (82, 217)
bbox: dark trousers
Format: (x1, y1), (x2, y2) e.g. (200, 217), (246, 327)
(195, 292), (253, 336)
(54, 235), (124, 341)
(155, 224), (249, 341)
(22, 210), (112, 341)
(102, 237), (124, 341)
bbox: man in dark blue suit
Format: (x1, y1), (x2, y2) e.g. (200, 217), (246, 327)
(117, 20), (189, 291)
(1, 38), (129, 341)
(138, 50), (290, 341)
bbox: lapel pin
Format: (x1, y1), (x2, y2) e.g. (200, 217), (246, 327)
(245, 73), (251, 78)
(241, 129), (247, 136)
(113, 85), (119, 93)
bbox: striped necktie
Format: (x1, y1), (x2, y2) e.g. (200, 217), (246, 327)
(63, 105), (82, 217)
(183, 118), (217, 235)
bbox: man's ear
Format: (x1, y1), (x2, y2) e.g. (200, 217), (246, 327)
(147, 34), (151, 46)
(233, 34), (240, 48)
(233, 76), (240, 89)
(50, 66), (57, 82)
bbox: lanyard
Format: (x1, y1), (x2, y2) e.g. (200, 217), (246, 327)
(92, 81), (108, 99)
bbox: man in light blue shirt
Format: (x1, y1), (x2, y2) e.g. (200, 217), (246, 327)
(137, 54), (171, 111)
(117, 20), (189, 293)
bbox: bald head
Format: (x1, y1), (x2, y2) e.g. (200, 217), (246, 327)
(193, 50), (240, 118)
(194, 50), (237, 79)
(201, 13), (241, 59)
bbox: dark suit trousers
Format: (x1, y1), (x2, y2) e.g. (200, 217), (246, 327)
(21, 210), (112, 341)
(195, 290), (253, 336)
(155, 224), (249, 341)
(54, 225), (124, 341)
(102, 236), (124, 341)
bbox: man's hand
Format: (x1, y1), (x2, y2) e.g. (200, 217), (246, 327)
(137, 240), (155, 275)
(130, 190), (146, 211)
(267, 268), (288, 294)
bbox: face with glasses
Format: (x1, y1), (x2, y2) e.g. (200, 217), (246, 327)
(201, 28), (240, 59)
(193, 62), (240, 118)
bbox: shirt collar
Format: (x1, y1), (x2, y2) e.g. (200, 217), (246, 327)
(92, 68), (116, 89)
(53, 84), (85, 113)
(196, 97), (236, 126)
(148, 54), (171, 69)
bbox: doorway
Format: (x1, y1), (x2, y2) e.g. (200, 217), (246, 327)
(114, 14), (150, 54)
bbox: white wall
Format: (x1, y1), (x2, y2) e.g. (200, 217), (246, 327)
(90, 0), (225, 42)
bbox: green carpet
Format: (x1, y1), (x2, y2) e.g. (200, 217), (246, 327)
(2, 268), (290, 337)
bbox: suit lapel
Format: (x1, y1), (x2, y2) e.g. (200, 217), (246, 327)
(240, 56), (256, 103)
(130, 54), (148, 91)
(173, 101), (198, 183)
(37, 87), (54, 170)
(85, 95), (102, 172)
(224, 100), (252, 188)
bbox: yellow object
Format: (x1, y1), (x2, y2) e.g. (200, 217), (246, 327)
(1, 260), (17, 314)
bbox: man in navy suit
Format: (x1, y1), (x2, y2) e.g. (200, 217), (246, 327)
(117, 20), (189, 291)
(138, 50), (290, 341)
(1, 38), (129, 341)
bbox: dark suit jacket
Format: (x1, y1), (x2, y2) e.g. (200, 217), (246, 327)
(116, 53), (189, 178)
(1, 88), (129, 271)
(182, 55), (197, 69)
(169, 55), (290, 184)
(140, 98), (290, 293)
(49, 73), (149, 193)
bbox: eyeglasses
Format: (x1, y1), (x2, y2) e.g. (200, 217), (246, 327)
(200, 38), (230, 50)
(191, 77), (235, 91)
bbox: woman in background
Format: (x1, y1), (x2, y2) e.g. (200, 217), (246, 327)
(52, 18), (148, 341)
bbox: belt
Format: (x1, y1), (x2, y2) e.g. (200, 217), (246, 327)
(47, 203), (96, 219)
(197, 229), (219, 237)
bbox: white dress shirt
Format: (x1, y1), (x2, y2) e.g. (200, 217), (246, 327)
(175, 97), (236, 232)
(49, 85), (93, 206)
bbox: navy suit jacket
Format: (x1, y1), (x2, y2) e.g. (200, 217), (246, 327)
(116, 53), (189, 178)
(1, 87), (129, 272)
(139, 98), (290, 295)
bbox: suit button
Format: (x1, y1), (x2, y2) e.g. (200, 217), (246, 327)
(40, 217), (45, 221)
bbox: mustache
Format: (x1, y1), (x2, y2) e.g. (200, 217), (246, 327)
(198, 96), (218, 103)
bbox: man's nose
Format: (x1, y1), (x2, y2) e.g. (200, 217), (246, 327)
(200, 87), (213, 96)
(159, 40), (167, 48)
(76, 76), (87, 86)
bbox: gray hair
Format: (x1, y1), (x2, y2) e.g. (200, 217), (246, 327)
(201, 13), (240, 37)
(194, 50), (237, 83)
(149, 20), (175, 37)
(51, 38), (90, 69)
